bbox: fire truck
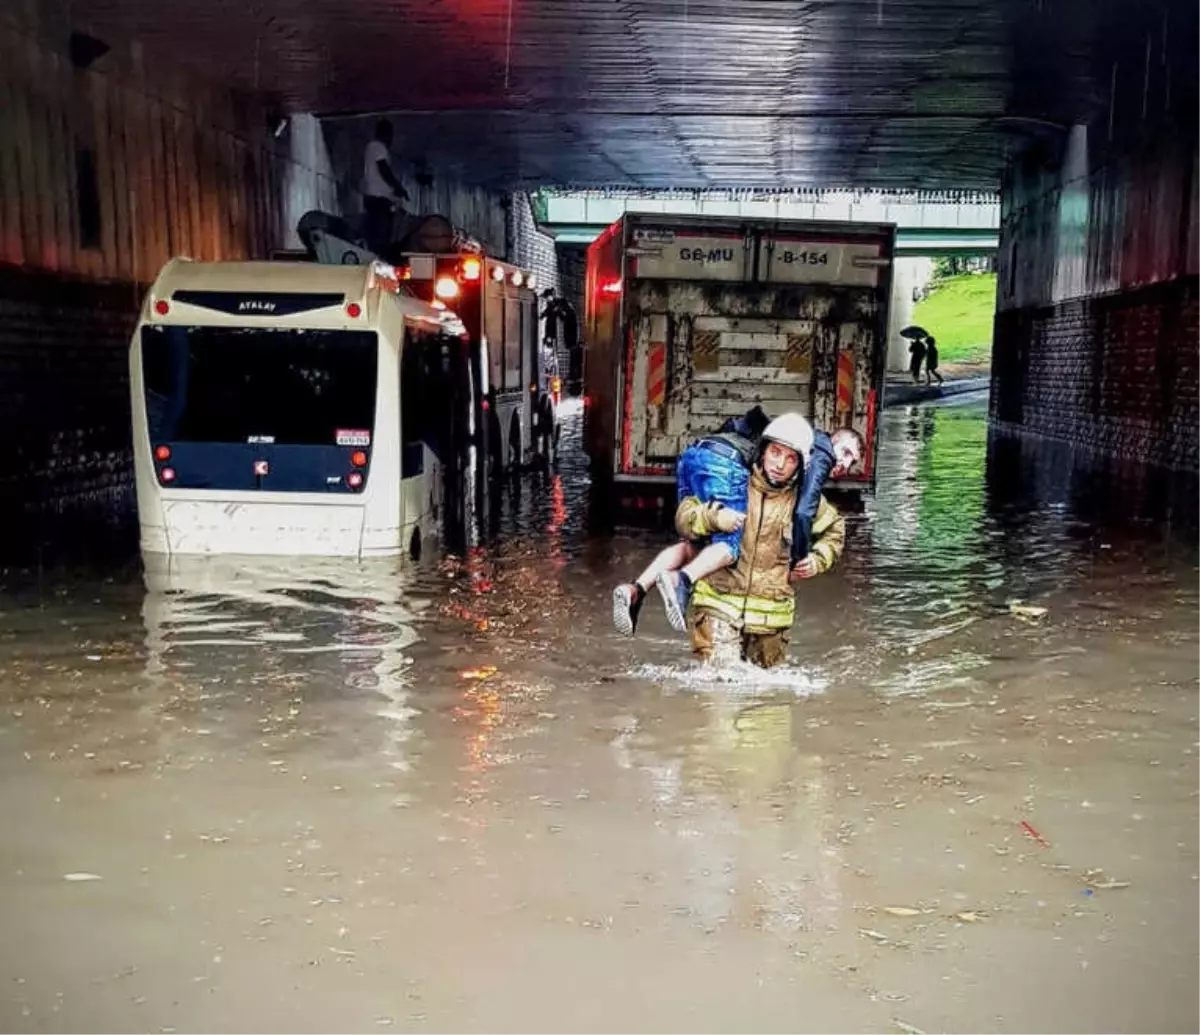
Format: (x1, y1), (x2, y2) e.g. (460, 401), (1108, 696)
(297, 211), (560, 484)
(583, 212), (896, 513)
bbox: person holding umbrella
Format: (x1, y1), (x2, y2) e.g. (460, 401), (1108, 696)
(901, 325), (928, 384)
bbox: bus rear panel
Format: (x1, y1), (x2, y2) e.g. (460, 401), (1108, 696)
(141, 324), (378, 495)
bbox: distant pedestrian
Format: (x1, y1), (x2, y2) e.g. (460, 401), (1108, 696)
(362, 120), (410, 257)
(925, 336), (944, 385)
(908, 337), (926, 384)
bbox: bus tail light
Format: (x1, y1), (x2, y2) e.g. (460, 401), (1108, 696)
(347, 472), (364, 490)
(346, 302), (362, 318)
(460, 257), (482, 281)
(351, 450), (368, 467)
(160, 467), (176, 484)
(435, 276), (460, 300)
(154, 299), (169, 315)
(154, 444), (171, 462)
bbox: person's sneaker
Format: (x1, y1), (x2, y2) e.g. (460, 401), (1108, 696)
(655, 571), (693, 633)
(612, 584), (644, 636)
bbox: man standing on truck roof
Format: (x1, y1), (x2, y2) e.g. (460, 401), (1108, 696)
(675, 412), (847, 669)
(362, 120), (411, 258)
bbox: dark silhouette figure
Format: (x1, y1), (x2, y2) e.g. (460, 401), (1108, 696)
(925, 336), (944, 385)
(908, 337), (926, 384)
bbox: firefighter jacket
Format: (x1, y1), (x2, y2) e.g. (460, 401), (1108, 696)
(675, 467), (846, 634)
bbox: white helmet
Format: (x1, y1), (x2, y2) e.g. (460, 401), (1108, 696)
(761, 412), (814, 460)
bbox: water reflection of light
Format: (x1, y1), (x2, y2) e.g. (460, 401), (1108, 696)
(457, 681), (503, 775)
(138, 554), (425, 770)
(547, 473), (568, 568)
(614, 692), (844, 938)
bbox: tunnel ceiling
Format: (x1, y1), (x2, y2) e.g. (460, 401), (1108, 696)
(77, 0), (1192, 191)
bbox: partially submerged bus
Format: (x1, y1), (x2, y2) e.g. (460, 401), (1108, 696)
(131, 259), (473, 558)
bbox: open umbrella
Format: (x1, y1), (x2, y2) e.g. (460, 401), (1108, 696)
(900, 325), (929, 340)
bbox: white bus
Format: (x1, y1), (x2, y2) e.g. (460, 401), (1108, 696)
(130, 258), (474, 558)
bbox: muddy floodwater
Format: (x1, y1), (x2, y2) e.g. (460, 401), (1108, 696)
(1, 399), (1196, 1034)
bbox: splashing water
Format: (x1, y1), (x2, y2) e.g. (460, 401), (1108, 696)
(628, 659), (828, 697)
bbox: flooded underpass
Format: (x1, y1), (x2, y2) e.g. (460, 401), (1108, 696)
(1, 400), (1196, 1034)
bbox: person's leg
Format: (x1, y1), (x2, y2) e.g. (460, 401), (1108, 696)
(657, 541), (735, 633)
(791, 430), (835, 566)
(659, 446), (748, 633)
(744, 629), (789, 669)
(691, 610), (743, 666)
(637, 540), (696, 590)
(363, 196), (394, 256)
(612, 540), (697, 635)
(681, 541), (735, 584)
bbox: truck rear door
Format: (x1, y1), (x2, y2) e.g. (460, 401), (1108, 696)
(622, 228), (768, 478)
(757, 231), (889, 486)
(619, 222), (889, 489)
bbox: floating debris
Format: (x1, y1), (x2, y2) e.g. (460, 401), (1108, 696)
(1009, 601), (1049, 620)
(881, 906), (924, 917)
(1020, 820), (1051, 848)
(63, 872), (103, 882)
(1083, 869), (1131, 890)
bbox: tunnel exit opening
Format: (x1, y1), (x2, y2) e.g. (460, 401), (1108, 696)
(891, 252), (999, 387)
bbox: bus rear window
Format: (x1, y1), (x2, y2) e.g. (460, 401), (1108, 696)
(141, 326), (377, 445)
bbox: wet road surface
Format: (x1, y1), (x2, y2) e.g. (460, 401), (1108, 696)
(1, 400), (1197, 1034)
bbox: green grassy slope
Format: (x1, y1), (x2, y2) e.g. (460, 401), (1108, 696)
(911, 273), (998, 365)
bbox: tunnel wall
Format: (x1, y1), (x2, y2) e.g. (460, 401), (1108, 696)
(992, 5), (1199, 472)
(0, 6), (342, 548)
(507, 192), (560, 294)
(993, 138), (1198, 471)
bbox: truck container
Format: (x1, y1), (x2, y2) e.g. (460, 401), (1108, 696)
(583, 212), (896, 509)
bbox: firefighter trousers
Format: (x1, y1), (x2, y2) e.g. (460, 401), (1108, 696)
(691, 610), (789, 670)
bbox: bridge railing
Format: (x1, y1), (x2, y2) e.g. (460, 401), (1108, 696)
(534, 188), (999, 232)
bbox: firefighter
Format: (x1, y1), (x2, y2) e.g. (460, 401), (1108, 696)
(674, 412), (846, 669)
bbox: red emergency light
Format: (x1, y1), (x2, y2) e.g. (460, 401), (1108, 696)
(600, 279), (622, 296)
